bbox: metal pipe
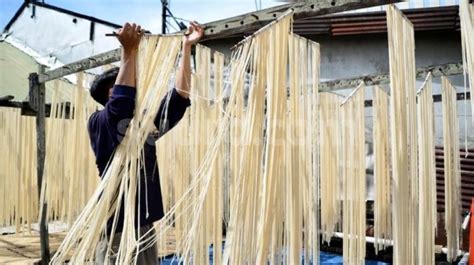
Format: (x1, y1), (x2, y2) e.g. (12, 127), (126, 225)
(162, 0), (167, 34)
(333, 232), (467, 256)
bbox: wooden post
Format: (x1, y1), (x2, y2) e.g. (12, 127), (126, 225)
(29, 65), (50, 265)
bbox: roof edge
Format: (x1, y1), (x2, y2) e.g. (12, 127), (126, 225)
(4, 2), (28, 32)
(4, 1), (122, 33)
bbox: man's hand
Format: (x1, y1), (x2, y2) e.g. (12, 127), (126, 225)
(175, 21), (203, 98)
(114, 22), (143, 88)
(183, 21), (204, 47)
(116, 22), (144, 53)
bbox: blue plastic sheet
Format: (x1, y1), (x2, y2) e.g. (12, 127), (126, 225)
(160, 250), (390, 264)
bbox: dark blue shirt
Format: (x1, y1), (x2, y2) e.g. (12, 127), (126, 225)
(87, 85), (190, 233)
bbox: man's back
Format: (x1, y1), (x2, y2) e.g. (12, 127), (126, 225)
(87, 85), (190, 232)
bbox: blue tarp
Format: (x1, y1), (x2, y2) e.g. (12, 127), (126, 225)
(320, 251), (389, 264)
(161, 250), (390, 264)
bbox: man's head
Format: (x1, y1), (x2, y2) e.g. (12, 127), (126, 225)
(90, 67), (119, 106)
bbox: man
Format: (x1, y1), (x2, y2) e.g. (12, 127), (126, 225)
(88, 22), (203, 264)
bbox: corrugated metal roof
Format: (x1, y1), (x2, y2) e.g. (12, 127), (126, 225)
(293, 5), (460, 36)
(434, 146), (472, 250)
(435, 146), (474, 213)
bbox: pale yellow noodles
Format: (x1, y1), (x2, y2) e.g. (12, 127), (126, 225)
(0, 107), (38, 233)
(2, 4), (469, 263)
(40, 77), (99, 226)
(460, 0), (474, 126)
(341, 83), (366, 264)
(387, 5), (418, 264)
(18, 115), (39, 233)
(373, 85), (391, 253)
(147, 12), (321, 264)
(320, 92), (342, 244)
(51, 35), (182, 264)
(417, 73), (437, 265)
(441, 76), (461, 262)
(1, 77), (98, 234)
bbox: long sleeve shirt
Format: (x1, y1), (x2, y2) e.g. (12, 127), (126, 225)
(87, 85), (190, 233)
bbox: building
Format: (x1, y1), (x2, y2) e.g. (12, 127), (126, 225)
(0, 0), (121, 102)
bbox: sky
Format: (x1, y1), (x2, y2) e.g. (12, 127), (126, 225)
(0, 0), (283, 33)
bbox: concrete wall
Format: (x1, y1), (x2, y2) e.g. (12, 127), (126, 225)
(313, 31), (461, 82)
(204, 31), (462, 84)
(0, 41), (77, 102)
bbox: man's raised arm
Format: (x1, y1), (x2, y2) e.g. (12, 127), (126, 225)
(175, 21), (204, 98)
(115, 22), (143, 89)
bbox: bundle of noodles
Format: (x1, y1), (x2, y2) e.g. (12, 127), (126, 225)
(387, 5), (418, 264)
(156, 45), (226, 263)
(0, 107), (38, 233)
(320, 91), (342, 243)
(416, 73), (437, 264)
(373, 86), (391, 253)
(341, 83), (366, 264)
(441, 76), (461, 262)
(460, 0), (474, 125)
(51, 35), (182, 264)
(40, 76), (99, 226)
(148, 10), (320, 264)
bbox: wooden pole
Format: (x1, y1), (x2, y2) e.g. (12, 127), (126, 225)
(29, 65), (50, 265)
(38, 48), (121, 83)
(319, 62), (463, 92)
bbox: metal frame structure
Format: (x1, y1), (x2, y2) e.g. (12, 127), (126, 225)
(16, 0), (469, 263)
(3, 61), (465, 112)
(25, 58), (468, 264)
